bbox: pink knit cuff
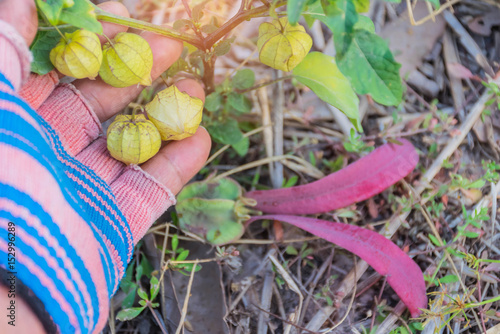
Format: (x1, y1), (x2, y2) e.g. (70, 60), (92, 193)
(76, 137), (126, 185)
(37, 83), (102, 156)
(19, 71), (59, 110)
(0, 20), (32, 90)
(111, 165), (176, 244)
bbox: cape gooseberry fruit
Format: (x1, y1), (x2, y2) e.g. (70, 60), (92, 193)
(99, 32), (153, 88)
(257, 18), (313, 72)
(50, 29), (102, 79)
(107, 114), (161, 165)
(145, 85), (204, 141)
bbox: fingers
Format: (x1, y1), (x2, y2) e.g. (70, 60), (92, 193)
(141, 127), (211, 195)
(78, 79), (207, 185)
(175, 78), (206, 103)
(95, 2), (130, 44)
(74, 31), (183, 123)
(108, 79), (209, 243)
(112, 127), (211, 244)
(0, 0), (37, 45)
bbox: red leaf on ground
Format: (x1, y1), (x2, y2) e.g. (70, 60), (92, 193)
(247, 139), (419, 215)
(247, 215), (427, 317)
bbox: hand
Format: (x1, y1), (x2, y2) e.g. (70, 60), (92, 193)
(0, 1), (210, 333)
(21, 1), (211, 195)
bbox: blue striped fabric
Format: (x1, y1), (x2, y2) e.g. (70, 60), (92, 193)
(0, 67), (133, 332)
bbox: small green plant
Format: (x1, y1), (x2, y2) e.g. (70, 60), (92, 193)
(449, 174), (485, 190)
(313, 274), (338, 306)
(166, 234), (202, 276)
(482, 160), (500, 183)
(456, 205), (489, 240)
(116, 275), (160, 321)
(343, 129), (374, 154)
(483, 81), (500, 110)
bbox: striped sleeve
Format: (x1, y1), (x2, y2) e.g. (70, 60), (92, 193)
(0, 21), (134, 334)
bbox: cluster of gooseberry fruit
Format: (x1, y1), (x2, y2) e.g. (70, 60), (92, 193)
(49, 15), (312, 166)
(50, 29), (203, 165)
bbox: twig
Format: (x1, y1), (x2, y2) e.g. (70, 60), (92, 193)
(175, 259), (199, 334)
(211, 154), (320, 181)
(323, 257), (358, 333)
(252, 305), (318, 334)
(406, 0), (461, 26)
(237, 75), (293, 94)
(180, 0), (192, 18)
(269, 255), (304, 332)
(443, 10), (495, 77)
(149, 306), (168, 334)
(257, 262), (274, 334)
(203, 0), (287, 49)
(271, 70), (285, 189)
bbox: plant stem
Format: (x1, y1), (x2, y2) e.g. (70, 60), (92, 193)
(93, 7), (203, 48)
(203, 0), (287, 49)
(238, 75), (293, 94)
(202, 56), (216, 93)
(148, 304), (168, 334)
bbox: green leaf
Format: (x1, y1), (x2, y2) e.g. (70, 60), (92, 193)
(173, 19), (196, 31)
(337, 29), (403, 106)
(176, 198), (245, 245)
(177, 178), (242, 202)
(166, 57), (189, 77)
(59, 0), (102, 33)
(438, 274), (459, 284)
(208, 118), (244, 145)
(116, 307), (146, 321)
(227, 92), (252, 114)
(283, 175), (299, 188)
(288, 0), (309, 25)
(214, 40), (231, 57)
(201, 24), (218, 34)
(30, 27), (77, 75)
(465, 179), (485, 189)
(231, 137), (249, 157)
(192, 1), (207, 22)
(463, 231), (480, 238)
(353, 15), (375, 32)
(171, 234), (179, 252)
(36, 0), (64, 25)
(352, 0), (370, 13)
(425, 0), (440, 8)
(428, 234), (442, 247)
(293, 52), (361, 131)
(137, 288), (148, 300)
(139, 256), (153, 278)
(122, 285), (138, 309)
(232, 69), (255, 90)
(205, 92), (222, 112)
(176, 249), (190, 261)
(321, 0), (358, 55)
(120, 262), (135, 293)
(285, 245), (298, 255)
(150, 276), (160, 300)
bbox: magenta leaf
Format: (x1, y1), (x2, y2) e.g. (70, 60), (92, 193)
(248, 215), (427, 317)
(246, 139), (418, 215)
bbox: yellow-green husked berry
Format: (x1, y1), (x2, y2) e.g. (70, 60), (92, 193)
(145, 85), (204, 141)
(257, 18), (313, 72)
(99, 32), (153, 88)
(50, 29), (102, 79)
(107, 114), (161, 165)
